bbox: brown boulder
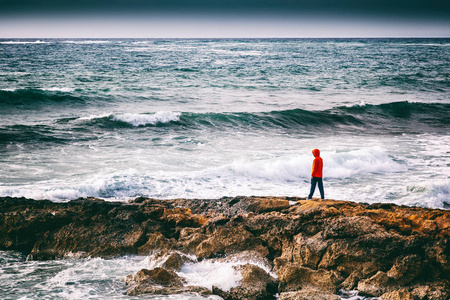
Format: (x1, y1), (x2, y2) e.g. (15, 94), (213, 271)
(279, 289), (341, 300)
(212, 263), (277, 300)
(289, 232), (329, 269)
(195, 237), (225, 260)
(386, 254), (423, 285)
(277, 263), (343, 293)
(340, 262), (379, 290)
(379, 289), (419, 300)
(125, 267), (209, 296)
(357, 271), (392, 297)
(137, 232), (174, 255)
(136, 267), (184, 286)
(127, 284), (212, 296)
(410, 281), (450, 300)
(195, 226), (267, 260)
(248, 198), (291, 213)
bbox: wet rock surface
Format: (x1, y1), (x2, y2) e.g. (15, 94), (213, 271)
(1, 196), (449, 299)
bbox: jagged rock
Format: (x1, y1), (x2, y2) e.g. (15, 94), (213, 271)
(425, 238), (449, 275)
(247, 198), (291, 213)
(410, 281), (450, 300)
(277, 262), (344, 293)
(195, 237), (225, 259)
(290, 232), (329, 269)
(178, 229), (207, 253)
(161, 207), (208, 227)
(340, 262), (379, 290)
(125, 267), (199, 296)
(137, 232), (174, 255)
(278, 289), (341, 300)
(127, 284), (212, 296)
(1, 196), (449, 299)
(134, 267), (184, 286)
(145, 250), (195, 272)
(160, 251), (194, 272)
(386, 254), (422, 285)
(212, 263), (277, 300)
(357, 271), (392, 297)
(379, 289), (419, 300)
(195, 226), (267, 260)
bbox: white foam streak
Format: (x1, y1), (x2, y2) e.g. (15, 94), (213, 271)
(180, 260), (241, 291)
(63, 40), (112, 44)
(325, 148), (407, 178)
(0, 40), (48, 44)
(113, 111), (181, 126)
(230, 147), (406, 181)
(0, 146), (447, 209)
(37, 256), (152, 299)
(75, 111), (181, 126)
(144, 252), (275, 292)
(78, 112), (113, 121)
(42, 87), (75, 93)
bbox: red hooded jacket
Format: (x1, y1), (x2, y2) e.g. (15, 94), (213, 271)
(311, 149), (323, 178)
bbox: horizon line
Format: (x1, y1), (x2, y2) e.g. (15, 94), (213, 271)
(1, 36), (450, 39)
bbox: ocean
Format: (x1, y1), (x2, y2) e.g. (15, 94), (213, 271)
(0, 38), (449, 299)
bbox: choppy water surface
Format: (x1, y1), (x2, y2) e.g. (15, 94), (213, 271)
(0, 38), (449, 299)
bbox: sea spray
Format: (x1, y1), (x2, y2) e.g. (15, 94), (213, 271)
(0, 147), (404, 199)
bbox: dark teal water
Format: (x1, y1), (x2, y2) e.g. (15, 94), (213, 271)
(0, 38), (449, 208)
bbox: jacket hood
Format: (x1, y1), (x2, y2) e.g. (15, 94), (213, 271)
(312, 149), (320, 157)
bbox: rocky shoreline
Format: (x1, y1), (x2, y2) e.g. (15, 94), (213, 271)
(0, 196), (449, 299)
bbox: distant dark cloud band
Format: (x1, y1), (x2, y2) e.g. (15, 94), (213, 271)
(1, 0), (449, 18)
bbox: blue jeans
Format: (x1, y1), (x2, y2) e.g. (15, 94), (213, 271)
(308, 177), (324, 200)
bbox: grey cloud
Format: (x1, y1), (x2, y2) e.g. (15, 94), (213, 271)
(0, 0), (449, 18)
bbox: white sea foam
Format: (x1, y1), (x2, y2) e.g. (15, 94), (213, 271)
(63, 40), (111, 44)
(325, 148), (407, 178)
(0, 40), (49, 44)
(112, 111), (181, 126)
(177, 252), (274, 291)
(0, 146), (422, 206)
(229, 147), (406, 182)
(42, 87), (75, 93)
(35, 256), (154, 299)
(124, 46), (155, 52)
(76, 111), (182, 126)
(0, 87), (74, 93)
(397, 43), (450, 47)
(0, 87), (19, 91)
(77, 112), (113, 121)
(413, 182), (450, 208)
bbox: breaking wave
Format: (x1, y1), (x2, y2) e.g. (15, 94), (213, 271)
(1, 101), (448, 147)
(71, 101), (450, 134)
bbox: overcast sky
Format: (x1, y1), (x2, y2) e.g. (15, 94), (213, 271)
(1, 0), (449, 38)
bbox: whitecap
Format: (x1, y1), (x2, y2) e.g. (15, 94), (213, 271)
(113, 111), (181, 126)
(0, 40), (49, 44)
(77, 112), (113, 121)
(62, 40), (111, 44)
(42, 87), (75, 93)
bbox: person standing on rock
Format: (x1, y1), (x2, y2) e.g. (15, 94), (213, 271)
(307, 149), (324, 200)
